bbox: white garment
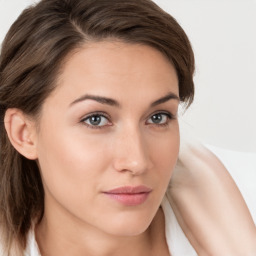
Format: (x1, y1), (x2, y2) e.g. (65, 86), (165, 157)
(24, 229), (41, 256)
(24, 196), (195, 256)
(161, 196), (197, 256)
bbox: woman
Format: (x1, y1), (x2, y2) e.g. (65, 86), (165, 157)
(0, 0), (255, 255)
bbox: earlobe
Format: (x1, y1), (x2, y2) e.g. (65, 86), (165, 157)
(4, 108), (38, 160)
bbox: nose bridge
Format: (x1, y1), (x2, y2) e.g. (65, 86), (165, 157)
(112, 123), (151, 174)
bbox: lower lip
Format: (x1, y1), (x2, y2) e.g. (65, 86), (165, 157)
(103, 192), (150, 206)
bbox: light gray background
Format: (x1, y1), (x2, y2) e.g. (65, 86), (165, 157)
(1, 0), (255, 152)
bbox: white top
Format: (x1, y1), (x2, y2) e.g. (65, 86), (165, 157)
(23, 196), (196, 256)
(161, 196), (197, 255)
(24, 229), (41, 256)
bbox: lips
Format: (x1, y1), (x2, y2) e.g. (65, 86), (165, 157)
(103, 186), (152, 206)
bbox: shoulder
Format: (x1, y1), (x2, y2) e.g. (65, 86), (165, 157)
(167, 142), (256, 255)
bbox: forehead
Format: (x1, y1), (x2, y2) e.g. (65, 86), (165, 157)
(47, 41), (179, 107)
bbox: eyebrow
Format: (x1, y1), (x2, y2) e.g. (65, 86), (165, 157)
(150, 92), (180, 107)
(69, 92), (179, 108)
(70, 94), (120, 107)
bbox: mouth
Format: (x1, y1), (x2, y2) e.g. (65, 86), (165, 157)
(103, 186), (152, 206)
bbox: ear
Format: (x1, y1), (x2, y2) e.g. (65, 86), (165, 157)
(4, 108), (38, 160)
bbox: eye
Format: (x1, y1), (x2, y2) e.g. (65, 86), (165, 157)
(146, 112), (172, 126)
(81, 113), (110, 128)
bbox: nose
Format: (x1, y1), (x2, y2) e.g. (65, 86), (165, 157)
(112, 126), (153, 176)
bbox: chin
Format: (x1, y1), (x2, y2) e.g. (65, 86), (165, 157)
(109, 224), (150, 237)
(100, 211), (155, 237)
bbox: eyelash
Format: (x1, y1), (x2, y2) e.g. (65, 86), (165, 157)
(148, 111), (174, 127)
(80, 111), (175, 130)
(80, 111), (110, 130)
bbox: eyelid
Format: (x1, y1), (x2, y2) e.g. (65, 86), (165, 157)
(79, 110), (176, 130)
(146, 110), (176, 126)
(80, 111), (112, 129)
(81, 111), (110, 120)
(147, 110), (175, 120)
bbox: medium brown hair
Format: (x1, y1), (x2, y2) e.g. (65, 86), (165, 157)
(0, 0), (195, 254)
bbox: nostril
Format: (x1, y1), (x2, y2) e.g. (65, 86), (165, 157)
(112, 156), (150, 175)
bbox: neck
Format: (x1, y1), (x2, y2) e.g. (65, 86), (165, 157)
(35, 202), (168, 256)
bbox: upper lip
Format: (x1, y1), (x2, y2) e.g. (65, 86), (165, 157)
(104, 186), (152, 194)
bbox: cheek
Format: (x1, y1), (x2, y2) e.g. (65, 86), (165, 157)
(34, 118), (179, 235)
(36, 124), (112, 208)
(150, 123), (180, 176)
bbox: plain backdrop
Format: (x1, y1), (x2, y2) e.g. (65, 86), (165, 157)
(0, 0), (256, 152)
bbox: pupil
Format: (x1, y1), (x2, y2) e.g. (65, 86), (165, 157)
(90, 115), (101, 125)
(152, 114), (162, 123)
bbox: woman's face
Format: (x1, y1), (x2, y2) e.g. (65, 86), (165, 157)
(35, 41), (179, 236)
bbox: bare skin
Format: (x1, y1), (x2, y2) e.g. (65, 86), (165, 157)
(36, 207), (170, 256)
(169, 143), (256, 255)
(35, 143), (256, 256)
(5, 41), (179, 256)
(4, 41), (256, 256)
